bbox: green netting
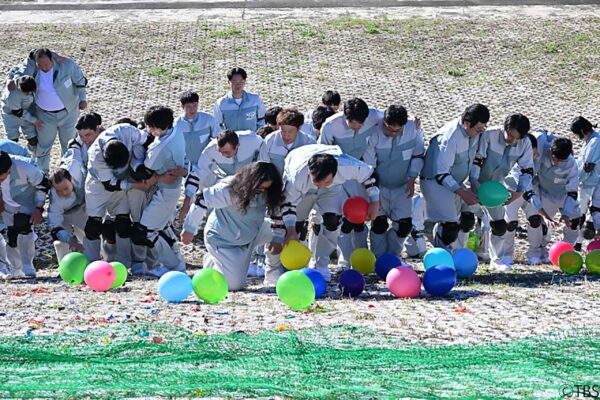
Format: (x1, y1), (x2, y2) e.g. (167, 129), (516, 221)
(0, 324), (598, 399)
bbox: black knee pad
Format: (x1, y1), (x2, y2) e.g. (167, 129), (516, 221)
(131, 222), (153, 247)
(439, 221), (460, 246)
(583, 221), (596, 240)
(542, 224), (548, 236)
(312, 223), (321, 236)
(528, 215), (542, 229)
(569, 216), (582, 231)
(371, 216), (389, 235)
(459, 212), (475, 233)
(295, 221), (309, 242)
(102, 220), (116, 244)
(506, 221), (518, 232)
(6, 227), (18, 248)
(490, 219), (508, 236)
(114, 214), (132, 239)
(353, 223), (366, 233)
(85, 217), (103, 240)
(323, 213), (341, 232)
(340, 218), (354, 234)
(13, 213), (32, 235)
(394, 218), (412, 238)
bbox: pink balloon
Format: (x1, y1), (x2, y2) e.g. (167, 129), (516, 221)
(549, 241), (575, 267)
(386, 266), (421, 298)
(84, 261), (116, 291)
(588, 240), (600, 253)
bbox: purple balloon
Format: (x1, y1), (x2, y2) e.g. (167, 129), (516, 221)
(423, 265), (456, 296)
(338, 269), (365, 298)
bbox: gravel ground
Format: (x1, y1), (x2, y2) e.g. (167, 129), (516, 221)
(0, 9), (599, 344)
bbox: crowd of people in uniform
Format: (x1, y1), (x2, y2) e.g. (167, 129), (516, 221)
(1, 48), (599, 292)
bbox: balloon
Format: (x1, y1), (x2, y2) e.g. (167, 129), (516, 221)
(301, 268), (327, 298)
(343, 196), (369, 224)
(84, 261), (115, 292)
(585, 250), (600, 275)
(110, 262), (128, 288)
(549, 241), (575, 267)
(558, 251), (583, 275)
(375, 253), (402, 280)
(350, 248), (376, 275)
(423, 248), (455, 271)
(158, 271), (192, 303)
(477, 181), (510, 208)
(276, 271), (315, 310)
(280, 240), (311, 271)
(423, 265), (456, 296)
(452, 248), (478, 278)
(58, 252), (89, 285)
(338, 269), (365, 298)
(466, 231), (480, 252)
(587, 240), (600, 253)
(386, 266), (421, 298)
(192, 268), (228, 304)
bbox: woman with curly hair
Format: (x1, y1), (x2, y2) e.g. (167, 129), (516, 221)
(180, 161), (283, 290)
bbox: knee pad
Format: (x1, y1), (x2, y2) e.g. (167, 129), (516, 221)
(439, 221), (460, 246)
(322, 213), (341, 232)
(583, 221), (596, 240)
(340, 218), (354, 234)
(542, 224), (548, 236)
(370, 216), (389, 235)
(506, 221), (518, 232)
(459, 212), (475, 233)
(295, 221), (309, 242)
(528, 215), (543, 229)
(591, 206), (600, 216)
(312, 223), (321, 236)
(102, 220), (116, 244)
(114, 214), (132, 239)
(490, 220), (508, 236)
(6, 227), (18, 248)
(131, 222), (153, 247)
(569, 216), (582, 231)
(13, 213), (32, 235)
(84, 217), (103, 240)
(394, 218), (412, 238)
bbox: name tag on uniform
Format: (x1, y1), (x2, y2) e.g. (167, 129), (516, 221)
(245, 112), (254, 120)
(554, 177), (566, 184)
(402, 149), (412, 161)
(64, 79), (72, 88)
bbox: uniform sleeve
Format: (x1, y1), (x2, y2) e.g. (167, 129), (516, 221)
(469, 131), (489, 188)
(47, 192), (72, 243)
(6, 57), (35, 81)
(25, 163), (49, 207)
(317, 121), (334, 145)
(338, 158), (379, 202)
(258, 137), (271, 162)
(280, 176), (305, 229)
(21, 95), (37, 124)
(256, 96), (266, 130)
(213, 100), (224, 133)
(515, 140), (534, 193)
(435, 132), (461, 192)
(408, 129), (426, 177)
(130, 130), (147, 172)
(361, 134), (377, 168)
(562, 160), (580, 217)
(67, 60), (87, 102)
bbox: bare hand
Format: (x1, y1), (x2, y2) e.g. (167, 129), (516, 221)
(268, 241), (283, 255)
(180, 230), (194, 245)
(158, 173), (179, 185)
(30, 208), (43, 224)
(79, 101), (87, 110)
(367, 201), (380, 221)
(0, 197), (4, 214)
(34, 120), (43, 130)
(406, 178), (416, 198)
(414, 116), (421, 131)
(284, 229), (299, 245)
(167, 166), (188, 178)
(559, 215), (571, 227)
(68, 237), (84, 252)
(458, 189), (479, 206)
(6, 80), (16, 91)
(505, 191), (522, 205)
(539, 208), (557, 228)
(178, 200), (191, 224)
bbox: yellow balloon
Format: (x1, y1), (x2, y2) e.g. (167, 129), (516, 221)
(281, 240), (312, 270)
(350, 248), (376, 275)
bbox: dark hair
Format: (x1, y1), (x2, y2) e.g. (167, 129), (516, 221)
(256, 125), (276, 139)
(276, 108), (304, 129)
(504, 113), (530, 138)
(525, 133), (537, 150)
(144, 105), (174, 130)
(0, 151), (12, 175)
(115, 117), (138, 127)
(104, 140), (129, 169)
(265, 106), (283, 126)
(308, 154), (337, 182)
(322, 90), (341, 107)
(384, 105), (408, 126)
(216, 130), (239, 148)
(180, 90), (199, 105)
(461, 103), (490, 126)
(32, 48), (52, 61)
(312, 106), (336, 131)
(17, 76), (36, 93)
(570, 116), (596, 138)
(229, 162), (283, 215)
(343, 98), (369, 124)
(227, 67), (247, 81)
(50, 167), (72, 184)
(76, 112), (102, 131)
(551, 137), (573, 160)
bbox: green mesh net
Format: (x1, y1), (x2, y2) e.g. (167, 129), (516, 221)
(0, 324), (598, 399)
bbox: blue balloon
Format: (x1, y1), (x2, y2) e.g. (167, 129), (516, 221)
(452, 248), (478, 278)
(301, 268), (327, 298)
(423, 248), (455, 271)
(158, 271), (193, 302)
(375, 253), (402, 280)
(423, 265), (457, 296)
(338, 269), (365, 298)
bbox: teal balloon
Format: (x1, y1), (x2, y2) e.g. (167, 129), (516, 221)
(478, 181), (510, 208)
(423, 248), (455, 271)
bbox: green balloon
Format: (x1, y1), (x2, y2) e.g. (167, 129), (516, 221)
(58, 252), (89, 285)
(558, 251), (583, 275)
(110, 262), (128, 288)
(276, 270), (315, 310)
(478, 181), (510, 208)
(585, 250), (600, 275)
(192, 269), (228, 304)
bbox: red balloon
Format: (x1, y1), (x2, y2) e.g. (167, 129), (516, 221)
(587, 240), (600, 253)
(343, 196), (369, 224)
(548, 241), (575, 267)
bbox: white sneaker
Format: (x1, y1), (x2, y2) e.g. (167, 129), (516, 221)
(130, 262), (147, 276)
(315, 265), (332, 282)
(490, 260), (513, 271)
(21, 264), (36, 278)
(263, 267), (281, 286)
(147, 265), (170, 278)
(247, 263), (258, 277)
(0, 263), (10, 280)
(7, 267), (25, 279)
(528, 257), (542, 266)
